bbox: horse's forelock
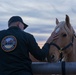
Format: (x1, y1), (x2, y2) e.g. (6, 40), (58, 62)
(54, 21), (65, 34)
(58, 21), (72, 33)
(54, 20), (74, 37)
(55, 21), (73, 36)
(59, 21), (65, 26)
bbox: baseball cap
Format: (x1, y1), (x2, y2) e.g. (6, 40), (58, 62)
(8, 16), (28, 29)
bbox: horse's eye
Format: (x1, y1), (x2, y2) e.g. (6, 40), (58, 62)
(62, 34), (67, 37)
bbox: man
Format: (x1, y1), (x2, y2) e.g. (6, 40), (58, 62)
(0, 16), (54, 75)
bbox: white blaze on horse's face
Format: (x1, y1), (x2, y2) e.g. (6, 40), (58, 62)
(55, 27), (60, 34)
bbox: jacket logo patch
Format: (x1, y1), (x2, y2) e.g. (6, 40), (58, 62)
(1, 35), (17, 52)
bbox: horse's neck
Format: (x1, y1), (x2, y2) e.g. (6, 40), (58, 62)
(64, 37), (76, 62)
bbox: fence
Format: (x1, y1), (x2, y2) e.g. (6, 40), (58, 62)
(32, 62), (76, 74)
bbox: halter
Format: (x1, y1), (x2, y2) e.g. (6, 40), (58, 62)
(49, 37), (74, 75)
(49, 36), (74, 61)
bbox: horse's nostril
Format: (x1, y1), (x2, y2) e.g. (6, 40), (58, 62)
(51, 55), (54, 59)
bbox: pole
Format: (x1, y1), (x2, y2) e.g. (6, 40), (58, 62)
(32, 62), (76, 74)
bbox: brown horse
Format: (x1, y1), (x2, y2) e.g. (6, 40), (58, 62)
(47, 15), (76, 75)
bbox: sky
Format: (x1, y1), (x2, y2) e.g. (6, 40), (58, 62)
(0, 0), (76, 47)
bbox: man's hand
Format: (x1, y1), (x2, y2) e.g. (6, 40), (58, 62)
(46, 32), (59, 44)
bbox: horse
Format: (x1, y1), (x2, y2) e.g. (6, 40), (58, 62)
(47, 15), (76, 75)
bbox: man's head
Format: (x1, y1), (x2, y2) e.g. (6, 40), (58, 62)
(8, 16), (28, 29)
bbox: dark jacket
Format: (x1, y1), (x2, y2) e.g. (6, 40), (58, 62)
(0, 26), (50, 75)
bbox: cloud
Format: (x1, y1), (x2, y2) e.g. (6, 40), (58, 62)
(0, 0), (76, 46)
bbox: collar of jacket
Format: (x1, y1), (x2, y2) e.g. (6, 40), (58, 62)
(8, 26), (21, 30)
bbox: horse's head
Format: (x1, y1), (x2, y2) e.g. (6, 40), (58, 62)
(47, 15), (75, 62)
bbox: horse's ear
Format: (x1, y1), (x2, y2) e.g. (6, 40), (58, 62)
(56, 18), (59, 25)
(65, 15), (71, 28)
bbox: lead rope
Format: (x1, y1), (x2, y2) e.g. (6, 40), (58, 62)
(61, 61), (66, 75)
(59, 52), (63, 61)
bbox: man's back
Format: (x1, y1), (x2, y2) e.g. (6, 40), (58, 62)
(0, 27), (32, 75)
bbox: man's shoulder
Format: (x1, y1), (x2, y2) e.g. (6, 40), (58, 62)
(23, 31), (34, 38)
(0, 29), (7, 33)
(0, 30), (8, 36)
